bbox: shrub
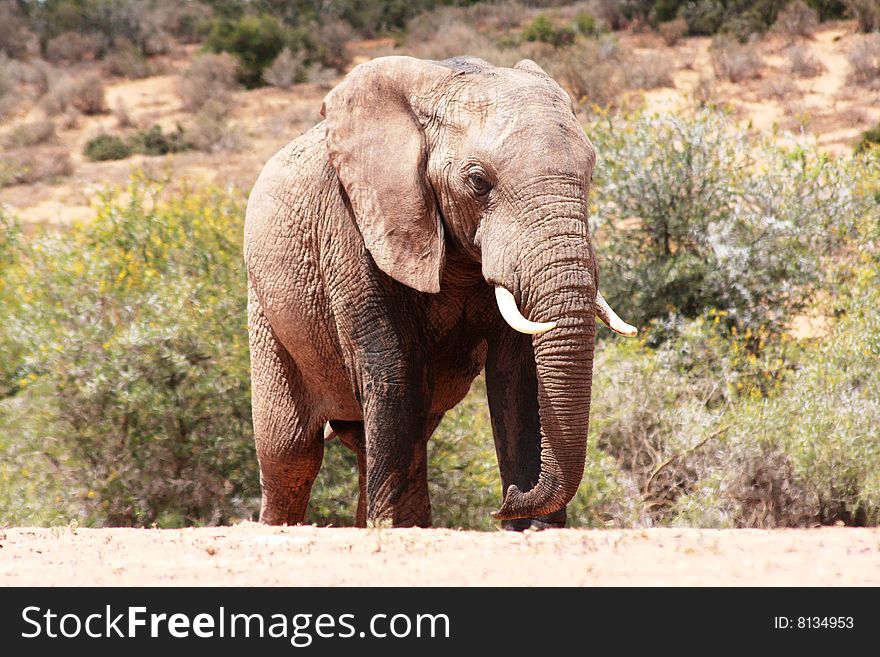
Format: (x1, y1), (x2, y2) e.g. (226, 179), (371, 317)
(103, 46), (153, 79)
(263, 47), (307, 88)
(0, 147), (73, 186)
(0, 4), (35, 59)
(39, 77), (71, 116)
(188, 100), (239, 153)
(587, 110), (866, 332)
(2, 120), (56, 148)
(46, 31), (103, 64)
(0, 60), (13, 120)
(113, 100), (133, 128)
(406, 10), (520, 68)
(549, 36), (629, 108)
(18, 58), (52, 97)
(843, 0), (880, 32)
(692, 73), (716, 106)
(574, 11), (603, 37)
(855, 121), (880, 153)
(626, 53), (675, 88)
(129, 125), (190, 156)
(84, 134), (133, 161)
(205, 13), (288, 87)
(0, 178), (256, 526)
(729, 268), (880, 525)
(69, 74), (108, 115)
(316, 20), (353, 73)
(522, 14), (576, 48)
(588, 323), (815, 528)
(773, 0), (819, 38)
(760, 75), (799, 99)
(847, 33), (880, 86)
(659, 17), (688, 46)
(593, 0), (631, 31)
(710, 36), (763, 82)
(787, 44), (825, 77)
(464, 0), (528, 32)
(681, 0), (728, 35)
(177, 53), (239, 112)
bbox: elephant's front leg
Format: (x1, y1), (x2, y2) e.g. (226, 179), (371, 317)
(361, 370), (436, 528)
(486, 330), (567, 530)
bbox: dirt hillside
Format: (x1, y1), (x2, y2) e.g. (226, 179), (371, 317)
(2, 22), (876, 228)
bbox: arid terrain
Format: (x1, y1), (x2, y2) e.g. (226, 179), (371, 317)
(2, 525), (878, 586)
(2, 21), (877, 227)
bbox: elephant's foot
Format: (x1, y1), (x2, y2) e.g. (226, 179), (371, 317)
(501, 508), (566, 531)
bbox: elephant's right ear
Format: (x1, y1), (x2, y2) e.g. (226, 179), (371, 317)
(322, 56), (450, 294)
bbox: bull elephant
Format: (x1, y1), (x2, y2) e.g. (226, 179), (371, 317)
(244, 55), (636, 529)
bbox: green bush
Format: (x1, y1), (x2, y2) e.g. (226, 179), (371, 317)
(0, 176), (256, 526)
(574, 11), (602, 37)
(521, 14), (575, 47)
(84, 134), (133, 161)
(856, 122), (880, 154)
(85, 126), (191, 161)
(205, 13), (288, 87)
(588, 110), (865, 336)
(129, 125), (191, 156)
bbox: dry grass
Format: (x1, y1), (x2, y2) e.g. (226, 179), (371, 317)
(711, 37), (763, 82)
(788, 44), (826, 77)
(177, 53), (239, 113)
(2, 120), (56, 148)
(549, 37), (628, 108)
(659, 18), (688, 47)
(316, 21), (354, 73)
(113, 100), (134, 128)
(0, 146), (72, 187)
(46, 32), (102, 64)
(847, 33), (880, 86)
(692, 74), (716, 107)
(0, 4), (34, 59)
(103, 45), (154, 79)
(844, 0), (880, 33)
(760, 76), (799, 101)
(627, 53), (675, 89)
(41, 74), (108, 116)
(407, 10), (520, 67)
(70, 74), (107, 115)
(773, 0), (819, 39)
(263, 48), (306, 89)
(187, 100), (239, 153)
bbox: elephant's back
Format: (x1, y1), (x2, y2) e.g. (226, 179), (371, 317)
(244, 123), (329, 257)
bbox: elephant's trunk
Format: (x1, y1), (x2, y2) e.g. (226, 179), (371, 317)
(493, 234), (597, 521)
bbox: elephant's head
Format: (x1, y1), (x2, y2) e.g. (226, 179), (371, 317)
(321, 55), (635, 520)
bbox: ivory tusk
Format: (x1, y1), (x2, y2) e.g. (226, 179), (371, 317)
(595, 291), (637, 336)
(494, 287), (558, 335)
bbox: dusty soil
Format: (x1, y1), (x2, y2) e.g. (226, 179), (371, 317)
(1, 525), (877, 586)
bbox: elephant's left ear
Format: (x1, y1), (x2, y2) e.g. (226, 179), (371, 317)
(322, 56), (451, 294)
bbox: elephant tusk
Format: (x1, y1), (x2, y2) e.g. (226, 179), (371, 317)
(494, 287), (558, 334)
(595, 291), (637, 336)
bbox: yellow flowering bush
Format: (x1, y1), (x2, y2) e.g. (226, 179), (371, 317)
(1, 176), (256, 526)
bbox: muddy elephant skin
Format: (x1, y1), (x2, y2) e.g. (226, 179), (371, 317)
(245, 55), (634, 529)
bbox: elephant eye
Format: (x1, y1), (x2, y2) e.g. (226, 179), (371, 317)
(468, 171), (493, 196)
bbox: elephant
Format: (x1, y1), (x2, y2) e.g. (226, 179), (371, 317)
(244, 55), (636, 530)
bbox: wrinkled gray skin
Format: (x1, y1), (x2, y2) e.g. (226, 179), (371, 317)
(245, 55), (618, 529)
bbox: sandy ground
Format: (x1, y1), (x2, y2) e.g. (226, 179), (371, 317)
(1, 525), (878, 586)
